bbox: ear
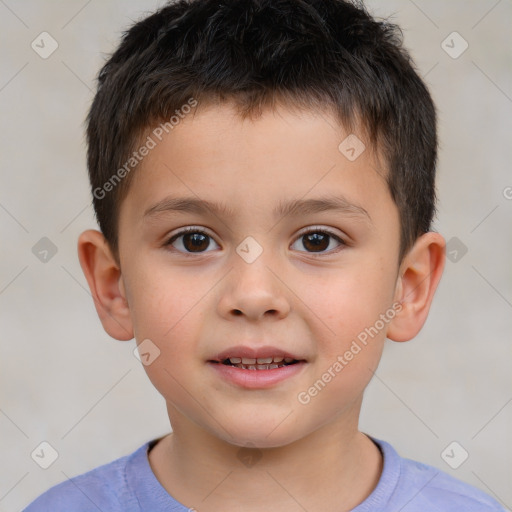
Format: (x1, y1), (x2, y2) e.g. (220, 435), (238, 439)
(77, 229), (134, 341)
(387, 232), (446, 342)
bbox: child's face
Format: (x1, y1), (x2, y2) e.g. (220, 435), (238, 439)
(116, 103), (403, 447)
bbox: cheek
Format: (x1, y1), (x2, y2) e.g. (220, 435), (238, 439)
(124, 263), (200, 347)
(310, 266), (395, 337)
(126, 266), (207, 401)
(296, 272), (391, 407)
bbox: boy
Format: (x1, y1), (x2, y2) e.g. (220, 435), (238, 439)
(25, 0), (505, 510)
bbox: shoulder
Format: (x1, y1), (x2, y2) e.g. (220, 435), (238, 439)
(378, 440), (505, 511)
(23, 443), (149, 512)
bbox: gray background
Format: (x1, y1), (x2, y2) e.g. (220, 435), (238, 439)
(1, 0), (511, 510)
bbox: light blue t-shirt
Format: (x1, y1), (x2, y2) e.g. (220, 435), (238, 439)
(24, 437), (505, 511)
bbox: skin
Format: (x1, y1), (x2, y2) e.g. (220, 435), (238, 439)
(78, 102), (445, 512)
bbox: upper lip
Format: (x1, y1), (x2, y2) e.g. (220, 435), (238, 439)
(209, 345), (306, 362)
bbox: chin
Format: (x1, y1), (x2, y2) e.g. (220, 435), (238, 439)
(217, 421), (306, 451)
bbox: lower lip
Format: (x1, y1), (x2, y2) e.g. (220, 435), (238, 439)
(208, 361), (307, 389)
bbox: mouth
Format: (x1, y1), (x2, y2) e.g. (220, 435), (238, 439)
(210, 356), (302, 371)
(208, 346), (307, 387)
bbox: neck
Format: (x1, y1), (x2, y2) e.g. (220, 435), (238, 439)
(148, 402), (382, 512)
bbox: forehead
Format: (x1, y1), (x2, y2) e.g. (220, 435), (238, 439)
(120, 102), (394, 229)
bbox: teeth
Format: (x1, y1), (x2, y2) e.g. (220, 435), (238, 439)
(235, 363), (284, 370)
(218, 355), (300, 371)
(229, 356), (295, 365)
(222, 355), (299, 370)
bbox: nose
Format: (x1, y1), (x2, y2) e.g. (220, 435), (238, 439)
(217, 251), (291, 322)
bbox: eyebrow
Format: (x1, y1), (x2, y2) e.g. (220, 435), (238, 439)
(143, 195), (371, 222)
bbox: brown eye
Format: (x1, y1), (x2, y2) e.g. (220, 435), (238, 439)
(302, 232), (329, 252)
(291, 229), (345, 254)
(166, 228), (220, 254)
(182, 232), (210, 252)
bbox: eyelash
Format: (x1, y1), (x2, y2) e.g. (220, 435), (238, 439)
(164, 226), (347, 256)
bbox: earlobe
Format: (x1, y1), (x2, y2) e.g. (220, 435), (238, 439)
(77, 229), (134, 341)
(387, 232), (446, 342)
